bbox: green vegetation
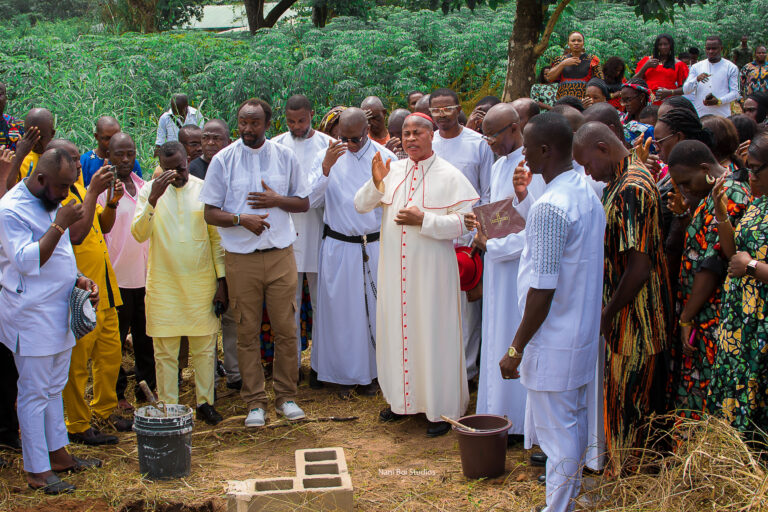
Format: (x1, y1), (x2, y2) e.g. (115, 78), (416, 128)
(0, 0), (763, 171)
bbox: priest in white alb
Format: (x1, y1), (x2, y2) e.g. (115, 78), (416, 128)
(465, 104), (545, 440)
(354, 112), (479, 437)
(309, 108), (397, 395)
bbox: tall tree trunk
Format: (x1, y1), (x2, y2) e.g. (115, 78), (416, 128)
(243, 0), (298, 34)
(501, 0), (571, 101)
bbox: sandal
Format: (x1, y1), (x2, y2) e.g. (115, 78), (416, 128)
(28, 474), (76, 495)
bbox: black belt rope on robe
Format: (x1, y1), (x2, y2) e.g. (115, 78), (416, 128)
(323, 224), (378, 349)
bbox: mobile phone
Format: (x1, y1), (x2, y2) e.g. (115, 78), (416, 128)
(107, 165), (117, 196)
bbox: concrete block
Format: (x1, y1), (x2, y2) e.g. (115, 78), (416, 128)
(227, 447), (352, 512)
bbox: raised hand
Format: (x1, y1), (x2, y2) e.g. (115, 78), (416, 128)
(737, 139), (750, 162)
(0, 146), (14, 178)
(15, 126), (40, 160)
(466, 108), (486, 132)
(89, 165), (116, 195)
(247, 180), (283, 209)
(148, 170), (176, 207)
(371, 151), (391, 188)
(385, 137), (402, 154)
(713, 176), (729, 222)
(322, 139), (348, 176)
(54, 201), (85, 229)
(667, 179), (689, 216)
(239, 212), (270, 236)
(108, 179), (125, 206)
(512, 159), (532, 202)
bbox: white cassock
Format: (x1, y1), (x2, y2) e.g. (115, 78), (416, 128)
(354, 153), (479, 421)
(476, 147), (546, 435)
(273, 130), (333, 361)
(309, 140), (397, 385)
(432, 127), (494, 380)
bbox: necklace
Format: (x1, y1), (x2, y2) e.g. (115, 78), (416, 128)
(403, 157), (436, 207)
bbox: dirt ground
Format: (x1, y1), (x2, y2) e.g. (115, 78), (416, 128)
(0, 352), (549, 512)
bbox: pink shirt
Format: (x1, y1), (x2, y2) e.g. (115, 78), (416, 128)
(98, 173), (149, 289)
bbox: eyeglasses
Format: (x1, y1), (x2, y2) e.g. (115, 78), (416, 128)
(481, 123), (515, 143)
(620, 94), (642, 105)
(428, 105), (461, 116)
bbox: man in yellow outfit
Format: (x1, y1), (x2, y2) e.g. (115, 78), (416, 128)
(51, 139), (131, 446)
(132, 141), (225, 425)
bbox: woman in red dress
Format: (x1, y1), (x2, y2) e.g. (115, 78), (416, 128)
(634, 34), (689, 105)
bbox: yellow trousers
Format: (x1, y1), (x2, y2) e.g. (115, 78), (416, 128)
(63, 307), (122, 434)
(154, 335), (216, 406)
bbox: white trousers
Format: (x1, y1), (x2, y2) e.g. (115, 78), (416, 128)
(14, 348), (72, 473)
(460, 293), (481, 380)
(295, 272), (318, 369)
(524, 385), (588, 512)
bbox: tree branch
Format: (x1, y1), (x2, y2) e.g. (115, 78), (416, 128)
(264, 0), (299, 27)
(533, 0), (572, 56)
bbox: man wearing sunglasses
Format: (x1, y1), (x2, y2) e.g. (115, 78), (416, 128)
(308, 108), (397, 397)
(428, 88), (494, 386)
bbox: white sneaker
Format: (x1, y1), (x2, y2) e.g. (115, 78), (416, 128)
(244, 408), (266, 427)
(276, 401), (306, 421)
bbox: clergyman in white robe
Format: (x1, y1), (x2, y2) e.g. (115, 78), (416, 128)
(354, 152), (479, 421)
(272, 129), (333, 363)
(309, 139), (396, 385)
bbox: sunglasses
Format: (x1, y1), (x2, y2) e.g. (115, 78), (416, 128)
(339, 129), (367, 144)
(428, 105), (461, 116)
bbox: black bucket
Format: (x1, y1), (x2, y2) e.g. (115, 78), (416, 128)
(133, 404), (194, 480)
(453, 414), (513, 479)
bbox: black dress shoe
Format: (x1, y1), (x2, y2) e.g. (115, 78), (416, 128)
(309, 368), (324, 389)
(357, 380), (379, 397)
(507, 434), (524, 447)
(106, 414), (134, 432)
(336, 385), (355, 400)
(69, 427), (118, 446)
(55, 455), (102, 473)
(426, 421), (451, 437)
(379, 407), (405, 422)
(537, 474), (546, 485)
(196, 403), (224, 425)
(226, 379), (243, 390)
(29, 474), (76, 495)
(0, 436), (22, 452)
(530, 451), (547, 467)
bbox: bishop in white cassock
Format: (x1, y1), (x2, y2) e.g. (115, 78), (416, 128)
(272, 96), (334, 364)
(309, 108), (397, 389)
(354, 112), (479, 437)
(467, 104), (546, 437)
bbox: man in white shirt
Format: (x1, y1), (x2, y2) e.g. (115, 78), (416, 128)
(429, 88), (494, 383)
(683, 36), (740, 117)
(499, 112), (605, 512)
(464, 104), (545, 442)
(309, 108), (397, 396)
(201, 98), (311, 428)
(154, 94), (205, 152)
(0, 149), (101, 494)
(272, 95), (332, 376)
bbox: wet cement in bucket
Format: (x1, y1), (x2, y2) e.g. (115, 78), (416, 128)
(134, 404), (194, 480)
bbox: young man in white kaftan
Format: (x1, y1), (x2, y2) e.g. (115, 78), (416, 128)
(429, 88), (494, 382)
(499, 113), (605, 512)
(464, 104), (545, 440)
(272, 95), (333, 369)
(309, 108), (397, 394)
(354, 112), (479, 437)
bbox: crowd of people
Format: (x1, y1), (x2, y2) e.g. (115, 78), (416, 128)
(0, 31), (766, 512)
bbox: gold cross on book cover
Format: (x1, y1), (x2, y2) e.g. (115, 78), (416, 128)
(472, 198), (526, 239)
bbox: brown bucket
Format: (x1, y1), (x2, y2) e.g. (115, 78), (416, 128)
(453, 414), (513, 479)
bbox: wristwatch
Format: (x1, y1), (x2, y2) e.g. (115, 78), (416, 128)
(507, 346), (523, 359)
(233, 214), (240, 226)
(746, 259), (759, 277)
